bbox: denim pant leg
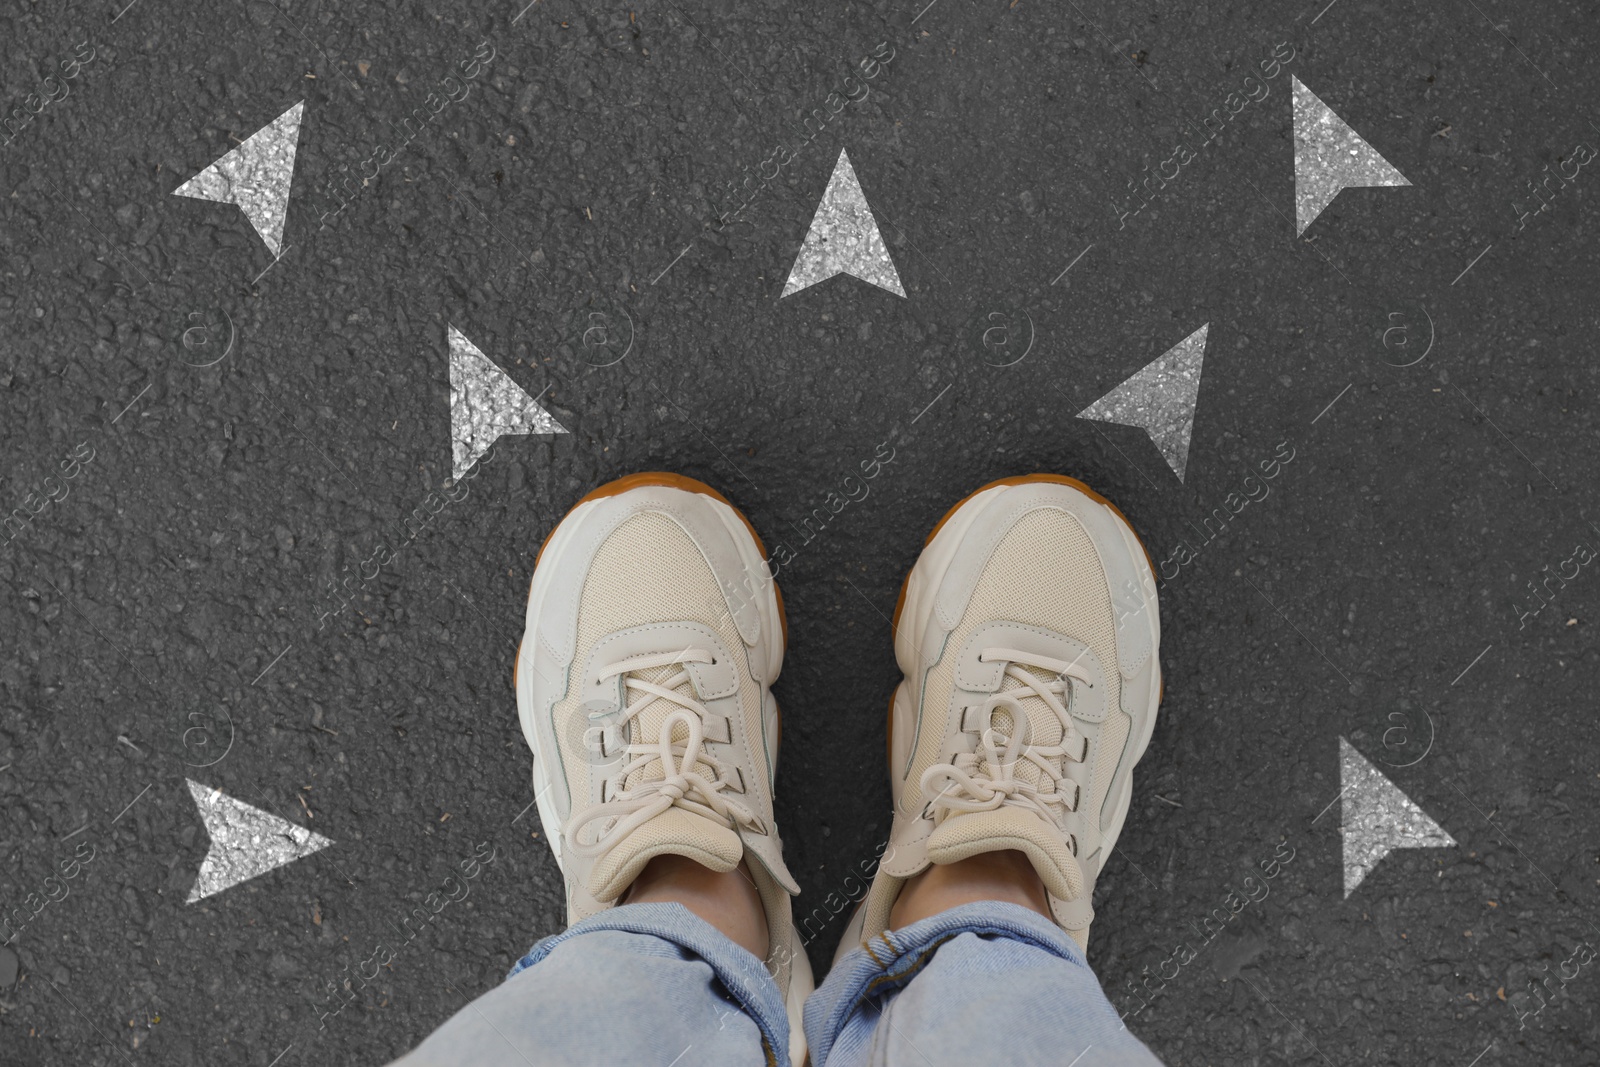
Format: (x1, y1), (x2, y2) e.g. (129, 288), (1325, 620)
(391, 901), (789, 1067)
(804, 901), (1164, 1067)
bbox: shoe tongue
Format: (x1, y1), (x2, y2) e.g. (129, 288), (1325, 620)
(588, 808), (744, 902)
(927, 806), (1085, 901)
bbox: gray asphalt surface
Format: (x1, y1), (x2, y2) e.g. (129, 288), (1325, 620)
(3, 0), (1599, 1063)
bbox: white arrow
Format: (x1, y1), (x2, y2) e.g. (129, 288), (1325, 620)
(1292, 78), (1410, 236)
(174, 101), (305, 256)
(448, 324), (568, 480)
(186, 780), (333, 903)
(1077, 323), (1208, 482)
(1339, 738), (1455, 898)
(782, 148), (905, 298)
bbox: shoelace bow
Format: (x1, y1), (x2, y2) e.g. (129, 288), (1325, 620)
(566, 648), (763, 860)
(919, 647), (1094, 828)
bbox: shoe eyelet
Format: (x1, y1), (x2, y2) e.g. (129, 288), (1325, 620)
(1068, 833), (1078, 856)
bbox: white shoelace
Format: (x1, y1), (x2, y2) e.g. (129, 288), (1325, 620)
(919, 647), (1094, 829)
(566, 648), (763, 860)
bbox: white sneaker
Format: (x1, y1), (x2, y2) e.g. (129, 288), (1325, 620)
(846, 474), (1162, 957)
(516, 472), (813, 1066)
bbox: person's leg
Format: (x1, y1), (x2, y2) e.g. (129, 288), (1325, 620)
(806, 475), (1167, 1065)
(389, 473), (813, 1066)
(393, 897), (781, 1067)
(806, 859), (1160, 1066)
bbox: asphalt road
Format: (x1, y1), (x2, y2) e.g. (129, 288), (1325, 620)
(2, 0), (1599, 1063)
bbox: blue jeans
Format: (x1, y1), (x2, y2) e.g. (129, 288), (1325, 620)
(392, 899), (1163, 1066)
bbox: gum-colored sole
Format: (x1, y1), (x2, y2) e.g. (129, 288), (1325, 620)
(886, 473), (1164, 764)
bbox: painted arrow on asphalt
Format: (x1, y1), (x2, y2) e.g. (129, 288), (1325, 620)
(186, 780), (333, 903)
(782, 148), (905, 298)
(1339, 738), (1455, 898)
(173, 101), (305, 256)
(1077, 322), (1209, 482)
(447, 325), (568, 480)
(1292, 78), (1410, 236)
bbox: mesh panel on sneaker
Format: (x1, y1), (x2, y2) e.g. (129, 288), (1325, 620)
(903, 507), (1121, 816)
(552, 511), (764, 815)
